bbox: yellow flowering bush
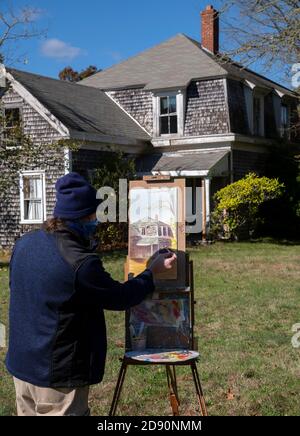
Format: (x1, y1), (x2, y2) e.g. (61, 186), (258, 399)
(211, 173), (284, 240)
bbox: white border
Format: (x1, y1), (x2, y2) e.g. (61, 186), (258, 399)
(19, 170), (46, 224)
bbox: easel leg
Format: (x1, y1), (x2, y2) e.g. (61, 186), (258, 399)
(166, 365), (180, 416)
(191, 361), (208, 416)
(109, 360), (127, 416)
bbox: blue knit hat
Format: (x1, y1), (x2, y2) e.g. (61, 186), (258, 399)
(54, 172), (99, 220)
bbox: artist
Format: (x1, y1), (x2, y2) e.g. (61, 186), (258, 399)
(5, 172), (176, 416)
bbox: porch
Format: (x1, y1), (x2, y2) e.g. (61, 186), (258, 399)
(136, 149), (231, 241)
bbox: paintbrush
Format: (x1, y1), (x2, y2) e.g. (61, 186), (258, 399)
(138, 322), (145, 338)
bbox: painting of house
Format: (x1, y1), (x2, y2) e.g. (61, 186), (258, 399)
(0, 4), (299, 249)
(129, 186), (178, 259)
(130, 218), (174, 258)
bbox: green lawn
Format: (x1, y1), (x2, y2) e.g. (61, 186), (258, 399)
(0, 242), (299, 416)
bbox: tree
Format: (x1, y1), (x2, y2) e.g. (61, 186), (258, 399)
(219, 0), (300, 74)
(89, 151), (136, 250)
(58, 66), (79, 83)
(58, 65), (99, 83)
(0, 113), (78, 200)
(0, 1), (44, 64)
(218, 1), (300, 136)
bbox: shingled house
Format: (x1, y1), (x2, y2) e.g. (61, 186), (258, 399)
(0, 68), (150, 249)
(0, 5), (299, 249)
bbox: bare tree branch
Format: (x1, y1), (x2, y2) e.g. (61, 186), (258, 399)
(0, 1), (45, 63)
(219, 0), (300, 79)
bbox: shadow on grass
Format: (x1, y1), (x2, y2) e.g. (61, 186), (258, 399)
(248, 238), (300, 246)
(190, 238), (300, 247)
(188, 237), (300, 250)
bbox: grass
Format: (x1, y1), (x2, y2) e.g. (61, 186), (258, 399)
(0, 242), (300, 416)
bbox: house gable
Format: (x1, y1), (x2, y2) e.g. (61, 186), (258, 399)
(5, 71), (70, 137)
(5, 67), (151, 144)
(0, 85), (67, 250)
(1, 83), (65, 146)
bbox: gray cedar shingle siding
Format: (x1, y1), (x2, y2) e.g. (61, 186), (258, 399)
(107, 89), (153, 135)
(0, 86), (65, 249)
(227, 79), (249, 135)
(107, 79), (229, 138)
(72, 149), (113, 179)
(232, 150), (268, 181)
(72, 149), (139, 183)
(184, 79), (229, 136)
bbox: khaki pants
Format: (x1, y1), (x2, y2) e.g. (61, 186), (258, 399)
(13, 377), (90, 416)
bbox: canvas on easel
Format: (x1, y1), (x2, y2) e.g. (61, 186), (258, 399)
(127, 177), (186, 289)
(129, 292), (190, 350)
(110, 176), (207, 416)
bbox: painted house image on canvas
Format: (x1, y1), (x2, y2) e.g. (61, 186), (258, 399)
(130, 217), (174, 258)
(129, 186), (178, 260)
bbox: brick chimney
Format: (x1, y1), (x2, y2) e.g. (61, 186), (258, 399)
(201, 5), (219, 54)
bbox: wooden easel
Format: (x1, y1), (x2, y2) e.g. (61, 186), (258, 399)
(109, 259), (208, 416)
(109, 176), (207, 416)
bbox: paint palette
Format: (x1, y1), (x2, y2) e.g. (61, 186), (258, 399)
(125, 349), (199, 363)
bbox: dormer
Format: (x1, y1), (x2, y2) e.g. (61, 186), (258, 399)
(152, 90), (185, 138)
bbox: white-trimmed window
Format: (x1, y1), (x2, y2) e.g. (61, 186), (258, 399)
(243, 84), (265, 137)
(281, 104), (290, 138)
(20, 172), (46, 224)
(153, 91), (185, 137)
(159, 96), (178, 134)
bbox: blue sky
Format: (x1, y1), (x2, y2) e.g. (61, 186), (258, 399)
(1, 0), (292, 88)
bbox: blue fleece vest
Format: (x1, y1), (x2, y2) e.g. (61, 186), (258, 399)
(5, 229), (106, 387)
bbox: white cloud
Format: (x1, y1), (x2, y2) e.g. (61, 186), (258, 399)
(41, 38), (85, 60)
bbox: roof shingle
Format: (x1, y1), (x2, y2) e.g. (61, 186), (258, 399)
(80, 34), (227, 91)
(80, 33), (298, 98)
(7, 68), (150, 141)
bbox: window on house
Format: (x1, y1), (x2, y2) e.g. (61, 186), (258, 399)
(281, 104), (289, 137)
(159, 96), (178, 135)
(20, 173), (46, 223)
(253, 97), (261, 136)
(2, 107), (22, 146)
